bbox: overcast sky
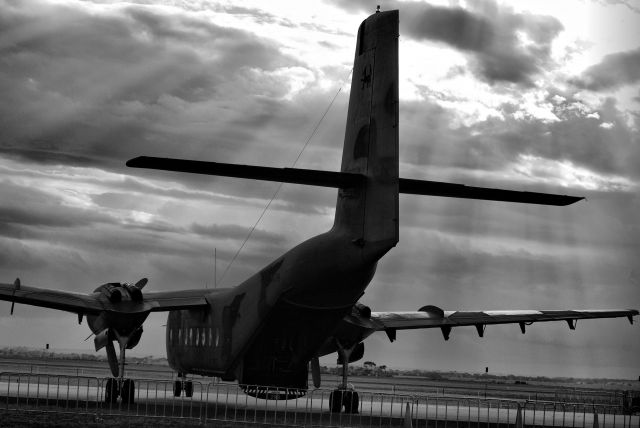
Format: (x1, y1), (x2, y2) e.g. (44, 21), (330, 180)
(1, 0), (639, 380)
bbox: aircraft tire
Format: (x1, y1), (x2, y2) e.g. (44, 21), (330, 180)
(185, 381), (193, 398)
(173, 380), (182, 397)
(105, 378), (119, 404)
(329, 390), (343, 413)
(343, 390), (359, 413)
(121, 379), (135, 405)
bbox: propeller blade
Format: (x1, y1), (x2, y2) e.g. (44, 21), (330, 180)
(135, 278), (148, 289)
(10, 278), (20, 315)
(105, 341), (119, 378)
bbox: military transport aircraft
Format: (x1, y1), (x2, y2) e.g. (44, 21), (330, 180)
(1, 9), (638, 412)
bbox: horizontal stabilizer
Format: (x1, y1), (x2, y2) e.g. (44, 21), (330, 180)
(127, 156), (364, 189)
(127, 156), (583, 206)
(399, 179), (583, 206)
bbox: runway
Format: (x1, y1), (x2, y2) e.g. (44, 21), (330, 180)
(2, 377), (638, 427)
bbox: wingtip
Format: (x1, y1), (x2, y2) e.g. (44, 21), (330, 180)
(560, 196), (585, 206)
(125, 157), (138, 167)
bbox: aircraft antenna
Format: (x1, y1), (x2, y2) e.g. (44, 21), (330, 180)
(217, 72), (351, 286)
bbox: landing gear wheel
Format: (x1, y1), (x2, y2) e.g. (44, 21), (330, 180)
(173, 380), (183, 397)
(184, 381), (194, 398)
(343, 390), (359, 414)
(105, 378), (119, 404)
(121, 379), (135, 404)
(329, 390), (343, 413)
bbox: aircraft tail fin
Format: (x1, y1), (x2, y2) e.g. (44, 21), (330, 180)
(332, 10), (399, 251)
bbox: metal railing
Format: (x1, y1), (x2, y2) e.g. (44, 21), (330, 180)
(1, 372), (638, 427)
(1, 359), (628, 406)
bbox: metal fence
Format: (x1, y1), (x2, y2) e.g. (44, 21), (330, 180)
(1, 359), (629, 406)
(1, 372), (638, 427)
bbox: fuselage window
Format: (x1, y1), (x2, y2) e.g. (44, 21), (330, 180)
(195, 328), (199, 346)
(201, 328), (206, 347)
(208, 328), (212, 347)
(178, 329), (182, 345)
(169, 329), (172, 344)
(189, 328), (193, 346)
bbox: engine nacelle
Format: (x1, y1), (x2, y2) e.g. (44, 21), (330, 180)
(95, 283), (123, 303)
(418, 305), (444, 318)
(95, 281), (144, 303)
(354, 302), (371, 318)
(123, 283), (143, 302)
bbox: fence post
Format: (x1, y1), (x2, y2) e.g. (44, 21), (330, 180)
(592, 411), (599, 428)
(403, 401), (413, 428)
(515, 403), (523, 428)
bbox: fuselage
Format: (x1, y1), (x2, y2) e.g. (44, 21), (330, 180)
(165, 227), (393, 387)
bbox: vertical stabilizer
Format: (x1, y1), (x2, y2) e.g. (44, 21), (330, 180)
(333, 10), (399, 251)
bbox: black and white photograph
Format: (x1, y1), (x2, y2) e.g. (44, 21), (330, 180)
(1, 0), (639, 425)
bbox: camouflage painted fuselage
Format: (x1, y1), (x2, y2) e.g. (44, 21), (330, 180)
(166, 230), (390, 387)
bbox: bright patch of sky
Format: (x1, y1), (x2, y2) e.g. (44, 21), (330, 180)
(513, 91), (560, 123)
(511, 154), (637, 191)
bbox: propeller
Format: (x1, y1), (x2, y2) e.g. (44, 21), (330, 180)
(87, 278), (151, 380)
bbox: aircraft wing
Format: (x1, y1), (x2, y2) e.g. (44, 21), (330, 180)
(365, 306), (638, 341)
(0, 279), (211, 316)
(0, 281), (104, 314)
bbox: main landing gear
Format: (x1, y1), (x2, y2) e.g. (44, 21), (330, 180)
(173, 373), (194, 398)
(328, 341), (360, 414)
(105, 377), (135, 404)
(103, 331), (137, 405)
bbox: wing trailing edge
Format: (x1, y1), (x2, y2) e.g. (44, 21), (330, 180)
(127, 156), (583, 206)
(362, 307), (639, 341)
(126, 156), (364, 189)
(398, 179), (583, 206)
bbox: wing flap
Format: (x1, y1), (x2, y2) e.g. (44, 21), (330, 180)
(143, 290), (211, 312)
(370, 308), (639, 331)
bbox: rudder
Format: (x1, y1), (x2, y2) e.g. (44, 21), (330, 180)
(333, 10), (399, 251)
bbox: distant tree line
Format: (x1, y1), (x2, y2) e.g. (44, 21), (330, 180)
(0, 347), (168, 365)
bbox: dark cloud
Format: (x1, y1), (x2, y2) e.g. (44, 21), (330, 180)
(0, 0), (303, 170)
(0, 181), (111, 230)
(402, 5), (494, 52)
(330, 0), (563, 85)
(400, 89), (640, 183)
(572, 47), (640, 91)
